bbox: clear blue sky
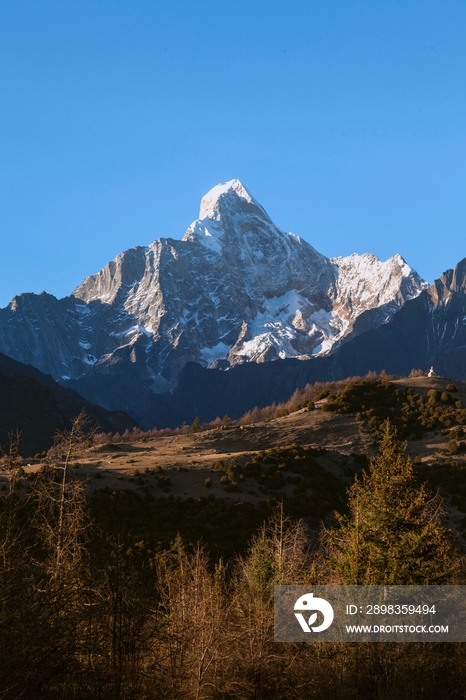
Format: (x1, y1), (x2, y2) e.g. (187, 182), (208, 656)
(1, 0), (465, 308)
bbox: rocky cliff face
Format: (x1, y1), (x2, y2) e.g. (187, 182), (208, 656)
(0, 179), (426, 422)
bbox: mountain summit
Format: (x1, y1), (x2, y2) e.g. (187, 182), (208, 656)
(197, 179), (266, 219)
(0, 180), (426, 425)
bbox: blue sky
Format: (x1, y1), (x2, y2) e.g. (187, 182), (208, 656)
(1, 0), (465, 308)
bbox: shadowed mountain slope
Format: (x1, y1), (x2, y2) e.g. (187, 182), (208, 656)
(0, 353), (138, 455)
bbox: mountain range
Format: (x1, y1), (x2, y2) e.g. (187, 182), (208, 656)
(1, 179), (465, 429)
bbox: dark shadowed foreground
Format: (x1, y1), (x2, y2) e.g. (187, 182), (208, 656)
(0, 422), (465, 700)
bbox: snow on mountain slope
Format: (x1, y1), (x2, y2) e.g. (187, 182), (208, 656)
(0, 179), (426, 406)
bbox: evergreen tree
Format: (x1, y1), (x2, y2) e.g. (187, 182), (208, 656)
(324, 422), (462, 584)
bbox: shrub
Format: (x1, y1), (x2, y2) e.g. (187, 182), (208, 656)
(409, 368), (426, 377)
(324, 380), (466, 438)
(446, 384), (457, 392)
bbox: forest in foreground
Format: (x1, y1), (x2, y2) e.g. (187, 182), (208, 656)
(0, 419), (465, 700)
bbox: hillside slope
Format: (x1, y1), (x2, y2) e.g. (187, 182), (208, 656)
(0, 353), (138, 455)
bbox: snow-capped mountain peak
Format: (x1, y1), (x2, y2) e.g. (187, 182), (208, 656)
(198, 178), (266, 220)
(0, 179), (428, 425)
(182, 178), (294, 254)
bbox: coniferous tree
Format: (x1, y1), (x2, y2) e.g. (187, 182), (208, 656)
(324, 421), (462, 584)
